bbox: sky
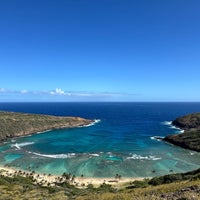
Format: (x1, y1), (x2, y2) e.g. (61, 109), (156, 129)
(0, 0), (200, 102)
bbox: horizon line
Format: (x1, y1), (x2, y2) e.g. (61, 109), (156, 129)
(0, 101), (200, 103)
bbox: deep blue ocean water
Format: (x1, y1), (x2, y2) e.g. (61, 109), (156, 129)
(0, 102), (200, 178)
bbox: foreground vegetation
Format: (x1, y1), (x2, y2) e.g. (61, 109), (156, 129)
(1, 168), (200, 199)
(0, 111), (93, 141)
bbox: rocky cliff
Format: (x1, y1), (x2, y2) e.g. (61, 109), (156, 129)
(172, 113), (200, 131)
(0, 111), (94, 141)
(164, 113), (200, 152)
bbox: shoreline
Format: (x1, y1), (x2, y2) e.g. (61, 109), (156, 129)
(163, 113), (200, 152)
(2, 118), (99, 144)
(0, 165), (146, 188)
(0, 121), (94, 143)
(0, 111), (95, 142)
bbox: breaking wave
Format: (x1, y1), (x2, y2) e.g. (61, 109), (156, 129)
(31, 152), (76, 159)
(169, 125), (184, 133)
(89, 153), (100, 157)
(126, 153), (161, 161)
(82, 119), (101, 127)
(30, 152), (102, 159)
(150, 136), (164, 141)
(162, 121), (172, 125)
(11, 142), (35, 150)
(162, 121), (184, 133)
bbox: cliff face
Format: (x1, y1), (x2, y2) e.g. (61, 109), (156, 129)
(172, 113), (200, 131)
(164, 131), (200, 152)
(164, 113), (200, 152)
(0, 111), (94, 141)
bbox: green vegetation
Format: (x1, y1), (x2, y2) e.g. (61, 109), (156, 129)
(0, 111), (93, 141)
(126, 179), (149, 189)
(164, 130), (200, 151)
(149, 168), (200, 186)
(1, 168), (200, 199)
(172, 112), (200, 130)
(164, 112), (200, 151)
(0, 174), (67, 200)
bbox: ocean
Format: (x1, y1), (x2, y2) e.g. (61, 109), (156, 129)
(0, 102), (200, 178)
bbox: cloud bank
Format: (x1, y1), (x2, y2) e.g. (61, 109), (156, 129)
(0, 87), (136, 102)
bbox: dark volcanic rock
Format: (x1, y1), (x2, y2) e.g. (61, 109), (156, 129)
(164, 131), (200, 152)
(164, 113), (200, 152)
(172, 112), (200, 131)
(159, 185), (200, 200)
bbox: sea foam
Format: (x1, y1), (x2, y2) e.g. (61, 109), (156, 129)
(162, 121), (172, 125)
(89, 153), (100, 157)
(169, 125), (185, 133)
(126, 153), (161, 161)
(11, 142), (35, 149)
(150, 136), (164, 141)
(162, 121), (184, 133)
(81, 119), (101, 127)
(31, 152), (76, 159)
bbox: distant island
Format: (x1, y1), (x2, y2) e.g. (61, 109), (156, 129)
(0, 111), (94, 141)
(164, 113), (200, 152)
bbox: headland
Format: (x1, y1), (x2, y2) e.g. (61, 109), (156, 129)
(0, 111), (94, 141)
(164, 113), (200, 152)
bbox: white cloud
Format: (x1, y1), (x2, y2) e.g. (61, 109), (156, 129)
(0, 88), (7, 93)
(0, 87), (137, 101)
(50, 88), (71, 95)
(20, 89), (28, 94)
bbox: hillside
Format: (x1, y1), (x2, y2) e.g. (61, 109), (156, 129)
(164, 113), (200, 152)
(0, 167), (200, 199)
(172, 112), (200, 131)
(0, 111), (93, 141)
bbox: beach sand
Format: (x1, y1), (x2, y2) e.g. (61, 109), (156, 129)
(0, 165), (145, 188)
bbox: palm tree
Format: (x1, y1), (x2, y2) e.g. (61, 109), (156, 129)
(115, 173), (121, 180)
(62, 172), (67, 178)
(71, 175), (76, 182)
(115, 173), (119, 179)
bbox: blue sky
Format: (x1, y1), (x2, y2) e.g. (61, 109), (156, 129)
(0, 0), (200, 102)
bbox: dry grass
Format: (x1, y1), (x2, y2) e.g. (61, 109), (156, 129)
(0, 111), (92, 140)
(0, 174), (200, 200)
(76, 180), (200, 200)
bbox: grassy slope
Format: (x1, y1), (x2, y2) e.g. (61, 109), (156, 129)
(0, 111), (93, 140)
(77, 180), (200, 200)
(1, 169), (200, 200)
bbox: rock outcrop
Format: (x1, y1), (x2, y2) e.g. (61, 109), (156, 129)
(172, 112), (200, 131)
(0, 111), (94, 141)
(164, 113), (200, 152)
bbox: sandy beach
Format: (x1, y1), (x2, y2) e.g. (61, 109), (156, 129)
(0, 165), (145, 188)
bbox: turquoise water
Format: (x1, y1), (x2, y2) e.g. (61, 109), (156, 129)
(0, 102), (200, 177)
